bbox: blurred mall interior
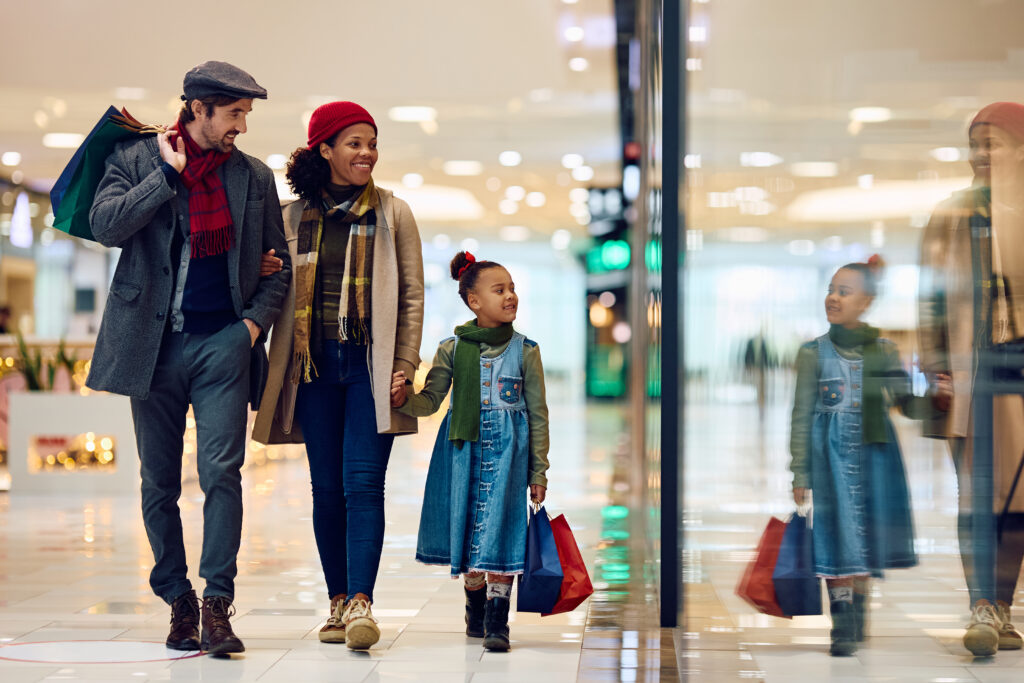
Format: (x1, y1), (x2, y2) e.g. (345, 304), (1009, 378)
(3, 0), (1024, 681)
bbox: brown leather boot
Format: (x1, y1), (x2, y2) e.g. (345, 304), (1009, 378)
(165, 590), (201, 651)
(201, 595), (245, 655)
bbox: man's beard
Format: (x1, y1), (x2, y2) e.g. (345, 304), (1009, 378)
(201, 121), (236, 153)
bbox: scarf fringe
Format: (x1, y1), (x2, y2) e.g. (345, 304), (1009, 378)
(190, 224), (234, 258)
(292, 349), (318, 384)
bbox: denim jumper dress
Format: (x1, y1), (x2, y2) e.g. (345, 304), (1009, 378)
(810, 335), (917, 578)
(416, 333), (532, 576)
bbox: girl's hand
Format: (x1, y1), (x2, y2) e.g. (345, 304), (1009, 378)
(793, 487), (808, 505)
(260, 249), (283, 277)
(391, 371), (408, 407)
(530, 484), (546, 504)
(933, 373), (953, 412)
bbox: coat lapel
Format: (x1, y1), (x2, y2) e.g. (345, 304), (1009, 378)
(223, 152), (248, 301)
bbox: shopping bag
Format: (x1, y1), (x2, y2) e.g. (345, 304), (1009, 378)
(542, 513), (594, 615)
(49, 106), (165, 241)
(517, 505), (564, 613)
(772, 513), (822, 616)
(735, 516), (788, 618)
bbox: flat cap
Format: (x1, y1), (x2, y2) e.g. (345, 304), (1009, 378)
(182, 60), (267, 101)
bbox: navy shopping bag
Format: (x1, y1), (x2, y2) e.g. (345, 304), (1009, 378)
(771, 513), (822, 616)
(517, 505), (564, 613)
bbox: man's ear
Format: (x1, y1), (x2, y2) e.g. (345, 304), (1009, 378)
(191, 99), (205, 120)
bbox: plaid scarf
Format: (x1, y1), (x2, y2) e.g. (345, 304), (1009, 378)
(292, 180), (378, 382)
(169, 120), (234, 258)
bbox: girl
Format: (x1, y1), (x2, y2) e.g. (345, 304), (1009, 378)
(393, 251), (550, 652)
(789, 257), (951, 656)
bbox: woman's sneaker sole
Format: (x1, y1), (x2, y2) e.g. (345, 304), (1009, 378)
(964, 624), (999, 656)
(345, 620), (380, 650)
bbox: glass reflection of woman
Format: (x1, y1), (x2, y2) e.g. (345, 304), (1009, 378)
(919, 102), (1024, 657)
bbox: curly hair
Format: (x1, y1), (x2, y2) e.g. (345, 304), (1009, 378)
(284, 131), (343, 203)
(450, 251), (504, 305)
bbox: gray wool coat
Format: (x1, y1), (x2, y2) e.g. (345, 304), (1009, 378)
(85, 135), (291, 399)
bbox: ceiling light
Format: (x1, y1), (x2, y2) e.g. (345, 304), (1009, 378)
(34, 111), (49, 129)
(718, 227), (769, 243)
(686, 58), (703, 72)
(786, 176), (972, 222)
(569, 188), (589, 203)
(499, 225), (530, 242)
(739, 152), (783, 168)
(525, 192), (546, 207)
(1, 152), (21, 167)
(402, 173), (424, 188)
(930, 147), (962, 162)
(612, 322), (632, 344)
(551, 229), (572, 250)
(561, 153), (584, 169)
(564, 27), (584, 42)
(572, 166), (595, 181)
(569, 203), (590, 218)
(443, 160), (483, 176)
(419, 120), (439, 135)
(42, 133), (85, 149)
(561, 0), (579, 4)
(499, 199), (519, 215)
(858, 174), (874, 189)
(684, 154), (702, 169)
(11, 192), (32, 248)
(265, 154), (287, 170)
(499, 151), (522, 167)
(623, 165), (640, 201)
(504, 185), (526, 201)
(569, 58), (589, 72)
(849, 107), (892, 123)
(790, 161), (838, 177)
(688, 26), (707, 42)
(388, 106), (438, 123)
(114, 87), (147, 101)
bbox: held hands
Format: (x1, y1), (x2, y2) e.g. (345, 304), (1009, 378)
(243, 318), (260, 347)
(391, 370), (408, 408)
(260, 249), (284, 277)
(932, 373), (953, 413)
(793, 487), (808, 506)
(530, 484), (547, 505)
(157, 131), (186, 173)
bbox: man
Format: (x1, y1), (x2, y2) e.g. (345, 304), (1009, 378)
(87, 61), (291, 655)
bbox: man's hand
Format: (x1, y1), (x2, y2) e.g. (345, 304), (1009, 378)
(933, 373), (953, 412)
(391, 370), (408, 407)
(158, 131), (186, 173)
(260, 249), (284, 277)
(243, 318), (260, 348)
(530, 484), (546, 505)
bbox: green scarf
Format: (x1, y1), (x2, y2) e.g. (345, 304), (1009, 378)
(449, 320), (514, 445)
(828, 323), (888, 443)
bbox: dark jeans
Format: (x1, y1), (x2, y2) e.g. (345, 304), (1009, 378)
(295, 341), (394, 601)
(130, 321), (251, 603)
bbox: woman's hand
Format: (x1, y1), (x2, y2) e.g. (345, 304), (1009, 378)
(260, 249), (284, 277)
(530, 484), (546, 505)
(793, 487), (808, 505)
(391, 371), (408, 407)
(932, 373), (953, 412)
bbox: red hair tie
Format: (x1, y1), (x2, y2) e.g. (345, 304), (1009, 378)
(457, 252), (476, 279)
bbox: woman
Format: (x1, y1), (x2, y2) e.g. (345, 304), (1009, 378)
(919, 101), (1024, 657)
(252, 101), (424, 650)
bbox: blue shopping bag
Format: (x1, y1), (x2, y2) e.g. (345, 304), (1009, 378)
(771, 513), (822, 616)
(517, 505), (564, 613)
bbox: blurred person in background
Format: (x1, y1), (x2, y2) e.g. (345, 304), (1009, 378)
(251, 101), (424, 651)
(919, 102), (1024, 657)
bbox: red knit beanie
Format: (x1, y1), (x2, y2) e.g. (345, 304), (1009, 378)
(307, 101), (377, 150)
(970, 102), (1024, 143)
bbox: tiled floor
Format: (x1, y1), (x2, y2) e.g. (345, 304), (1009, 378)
(0, 399), (676, 682)
(682, 386), (1024, 682)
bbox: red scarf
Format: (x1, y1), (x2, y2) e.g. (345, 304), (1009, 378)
(169, 120), (234, 258)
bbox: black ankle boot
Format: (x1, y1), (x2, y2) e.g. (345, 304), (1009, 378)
(829, 600), (857, 656)
(853, 592), (867, 643)
(465, 587), (486, 638)
(483, 596), (511, 652)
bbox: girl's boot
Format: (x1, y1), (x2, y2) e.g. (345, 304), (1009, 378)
(852, 591), (867, 643)
(829, 599), (857, 656)
(465, 587), (486, 638)
(483, 597), (511, 652)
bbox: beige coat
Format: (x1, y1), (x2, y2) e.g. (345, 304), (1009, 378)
(919, 188), (1024, 512)
(251, 186), (423, 443)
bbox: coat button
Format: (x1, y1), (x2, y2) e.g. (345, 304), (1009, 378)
(483, 399), (489, 405)
(156, 312), (164, 320)
(484, 363), (491, 368)
(483, 381), (490, 387)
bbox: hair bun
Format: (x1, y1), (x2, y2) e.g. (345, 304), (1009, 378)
(866, 253), (886, 274)
(449, 251), (477, 281)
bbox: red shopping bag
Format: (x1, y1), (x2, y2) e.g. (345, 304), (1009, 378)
(541, 513), (594, 615)
(735, 516), (789, 618)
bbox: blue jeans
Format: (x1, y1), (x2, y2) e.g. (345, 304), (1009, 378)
(295, 341), (394, 601)
(130, 321), (251, 603)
